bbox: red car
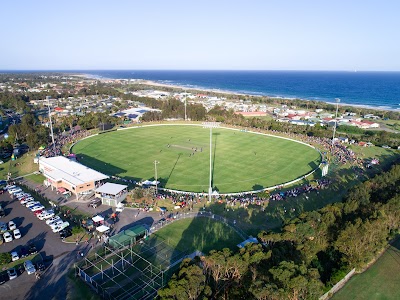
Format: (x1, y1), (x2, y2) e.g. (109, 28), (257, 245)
(34, 210), (43, 216)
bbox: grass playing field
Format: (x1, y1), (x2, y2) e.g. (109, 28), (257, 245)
(71, 124), (321, 193)
(332, 237), (400, 300)
(152, 217), (243, 254)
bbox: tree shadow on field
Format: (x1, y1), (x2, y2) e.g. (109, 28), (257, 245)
(211, 133), (219, 187)
(164, 153), (182, 186)
(308, 161), (318, 170)
(252, 184), (264, 191)
(76, 154), (127, 176)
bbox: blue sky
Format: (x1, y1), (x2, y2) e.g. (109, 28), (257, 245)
(1, 0), (399, 71)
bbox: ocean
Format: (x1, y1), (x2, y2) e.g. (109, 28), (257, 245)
(83, 70), (400, 111)
(11, 70), (400, 110)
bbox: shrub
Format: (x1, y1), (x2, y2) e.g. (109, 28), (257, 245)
(72, 226), (85, 235)
(0, 252), (11, 266)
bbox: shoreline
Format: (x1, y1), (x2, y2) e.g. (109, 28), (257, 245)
(75, 73), (400, 112)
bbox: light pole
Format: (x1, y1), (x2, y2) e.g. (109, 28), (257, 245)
(184, 97), (187, 121)
(202, 122), (220, 202)
(47, 96), (56, 154)
(332, 98), (340, 147)
(154, 160), (159, 194)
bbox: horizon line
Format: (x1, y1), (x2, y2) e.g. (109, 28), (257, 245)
(1, 69), (400, 73)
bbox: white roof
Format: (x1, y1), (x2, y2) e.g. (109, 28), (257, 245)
(96, 225), (110, 233)
(95, 183), (127, 195)
(92, 215), (104, 222)
(121, 107), (161, 115)
(39, 156), (109, 186)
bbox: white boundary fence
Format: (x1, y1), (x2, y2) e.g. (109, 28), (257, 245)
(70, 123), (323, 196)
(319, 268), (356, 300)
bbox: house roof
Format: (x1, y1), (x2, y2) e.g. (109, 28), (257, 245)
(96, 183), (127, 195)
(39, 156), (109, 186)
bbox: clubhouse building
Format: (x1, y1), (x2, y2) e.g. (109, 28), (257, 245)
(95, 182), (128, 207)
(38, 156), (109, 200)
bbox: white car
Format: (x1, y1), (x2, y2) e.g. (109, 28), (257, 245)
(25, 201), (40, 208)
(13, 229), (21, 239)
(50, 220), (64, 229)
(8, 188), (22, 194)
(3, 231), (13, 242)
(8, 220), (16, 231)
(20, 197), (35, 205)
(30, 205), (45, 212)
(17, 193), (31, 199)
(25, 200), (39, 206)
(37, 211), (55, 220)
(10, 251), (19, 261)
(46, 216), (61, 225)
(5, 185), (16, 190)
(52, 222), (70, 233)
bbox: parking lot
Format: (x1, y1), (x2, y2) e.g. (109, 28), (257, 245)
(0, 181), (167, 299)
(0, 189), (77, 299)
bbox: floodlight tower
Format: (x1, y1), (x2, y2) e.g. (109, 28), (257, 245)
(202, 122), (220, 202)
(154, 160), (159, 194)
(331, 98), (340, 147)
(47, 96), (56, 153)
(184, 97), (187, 121)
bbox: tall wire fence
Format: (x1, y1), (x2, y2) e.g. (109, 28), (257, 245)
(148, 210), (248, 240)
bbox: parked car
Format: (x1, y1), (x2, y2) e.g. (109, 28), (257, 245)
(20, 247), (28, 258)
(3, 231), (13, 242)
(4, 185), (16, 191)
(8, 187), (22, 195)
(13, 192), (25, 198)
(37, 211), (55, 220)
(89, 198), (101, 208)
(8, 220), (16, 231)
(46, 216), (61, 225)
(30, 205), (45, 212)
(23, 260), (36, 275)
(49, 220), (64, 229)
(59, 228), (72, 239)
(34, 210), (44, 216)
(0, 222), (7, 233)
(0, 272), (8, 284)
(52, 222), (70, 233)
(10, 251), (19, 262)
(20, 197), (34, 205)
(7, 268), (17, 280)
(13, 229), (21, 239)
(36, 262), (45, 272)
(28, 244), (37, 255)
(25, 201), (40, 208)
(16, 193), (31, 200)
